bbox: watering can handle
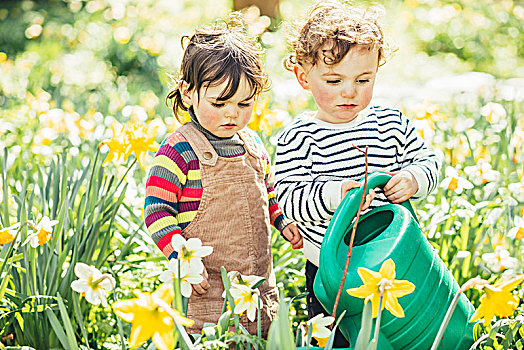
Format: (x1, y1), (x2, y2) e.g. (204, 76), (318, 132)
(320, 172), (419, 262)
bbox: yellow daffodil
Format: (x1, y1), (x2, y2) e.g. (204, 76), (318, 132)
(123, 122), (159, 169)
(469, 275), (524, 327)
(307, 313), (334, 347)
(100, 122), (127, 166)
(112, 284), (193, 350)
(347, 259), (415, 318)
(0, 222), (20, 245)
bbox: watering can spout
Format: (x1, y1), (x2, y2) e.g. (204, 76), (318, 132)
(314, 172), (476, 349)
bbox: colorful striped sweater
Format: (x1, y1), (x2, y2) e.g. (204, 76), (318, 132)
(145, 114), (290, 260)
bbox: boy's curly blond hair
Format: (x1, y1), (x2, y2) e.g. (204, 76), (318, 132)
(284, 1), (394, 71)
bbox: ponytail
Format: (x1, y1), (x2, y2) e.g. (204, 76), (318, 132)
(166, 83), (188, 123)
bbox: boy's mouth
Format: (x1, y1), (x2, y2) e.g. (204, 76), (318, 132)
(338, 104), (358, 108)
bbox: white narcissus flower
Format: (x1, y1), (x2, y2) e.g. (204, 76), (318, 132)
(71, 262), (116, 307)
(508, 216), (524, 240)
(29, 216), (59, 248)
(508, 177), (524, 202)
(222, 271), (265, 298)
(440, 166), (473, 194)
(463, 159), (500, 186)
(482, 246), (519, 272)
(159, 259), (203, 298)
(308, 313), (335, 345)
(0, 222), (21, 245)
(171, 235), (213, 272)
(481, 102), (506, 124)
(228, 271), (265, 288)
(229, 284), (261, 322)
(483, 207), (504, 226)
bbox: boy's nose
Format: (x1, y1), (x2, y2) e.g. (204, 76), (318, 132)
(341, 84), (357, 98)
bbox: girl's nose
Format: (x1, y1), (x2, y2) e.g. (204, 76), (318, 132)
(225, 106), (238, 118)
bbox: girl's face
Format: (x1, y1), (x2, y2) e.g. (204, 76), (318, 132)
(182, 77), (256, 138)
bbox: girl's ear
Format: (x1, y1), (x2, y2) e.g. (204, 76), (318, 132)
(294, 64), (310, 90)
(180, 81), (194, 106)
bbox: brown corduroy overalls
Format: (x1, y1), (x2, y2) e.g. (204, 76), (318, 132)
(178, 123), (279, 337)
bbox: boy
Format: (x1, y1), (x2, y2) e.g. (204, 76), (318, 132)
(275, 1), (441, 346)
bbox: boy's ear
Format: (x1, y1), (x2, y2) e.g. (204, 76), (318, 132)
(180, 81), (194, 106)
(293, 65), (310, 91)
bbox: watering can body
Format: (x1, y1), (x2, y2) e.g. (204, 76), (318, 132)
(313, 172), (476, 349)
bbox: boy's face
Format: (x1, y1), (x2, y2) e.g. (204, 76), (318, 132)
(294, 46), (379, 124)
(182, 77), (255, 138)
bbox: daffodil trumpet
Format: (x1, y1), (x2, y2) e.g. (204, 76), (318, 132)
(153, 296), (194, 347)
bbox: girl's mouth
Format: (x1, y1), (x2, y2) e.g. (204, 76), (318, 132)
(221, 124), (236, 129)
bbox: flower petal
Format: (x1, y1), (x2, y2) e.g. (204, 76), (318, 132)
(379, 259), (396, 280)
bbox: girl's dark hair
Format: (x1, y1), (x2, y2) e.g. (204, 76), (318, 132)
(167, 14), (269, 122)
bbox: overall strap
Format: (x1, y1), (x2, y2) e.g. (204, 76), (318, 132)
(238, 128), (262, 159)
(177, 123), (218, 166)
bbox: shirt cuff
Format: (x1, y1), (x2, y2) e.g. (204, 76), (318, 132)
(277, 216), (293, 233)
(323, 181), (343, 211)
(403, 166), (429, 200)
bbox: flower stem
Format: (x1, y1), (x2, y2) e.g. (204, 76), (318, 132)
(332, 146), (369, 319)
(373, 282), (385, 344)
(257, 296), (261, 339)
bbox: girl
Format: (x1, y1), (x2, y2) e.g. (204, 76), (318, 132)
(144, 16), (302, 337)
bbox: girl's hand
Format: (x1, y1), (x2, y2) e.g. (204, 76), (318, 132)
(282, 223), (303, 249)
(384, 170), (418, 203)
(192, 266), (210, 295)
(341, 180), (375, 211)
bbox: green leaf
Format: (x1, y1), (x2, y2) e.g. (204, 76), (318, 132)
(56, 293), (79, 350)
(46, 308), (71, 350)
(355, 300), (373, 350)
(267, 291), (295, 350)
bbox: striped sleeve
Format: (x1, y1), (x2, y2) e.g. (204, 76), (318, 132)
(399, 113), (441, 200)
(144, 133), (188, 260)
(253, 132), (291, 232)
(274, 126), (340, 223)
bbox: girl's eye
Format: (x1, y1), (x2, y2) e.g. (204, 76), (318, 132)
(357, 79), (370, 84)
(238, 102), (252, 108)
(211, 102), (225, 107)
(326, 80), (341, 84)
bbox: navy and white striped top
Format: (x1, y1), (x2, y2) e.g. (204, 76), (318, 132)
(274, 106), (441, 265)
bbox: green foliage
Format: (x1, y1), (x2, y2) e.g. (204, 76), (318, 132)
(0, 148), (138, 349)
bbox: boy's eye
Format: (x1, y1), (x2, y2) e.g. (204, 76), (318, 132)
(326, 80), (341, 84)
(357, 79), (370, 84)
(211, 102), (225, 107)
(238, 102), (252, 108)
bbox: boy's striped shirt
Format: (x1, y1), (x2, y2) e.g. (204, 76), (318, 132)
(275, 106), (440, 265)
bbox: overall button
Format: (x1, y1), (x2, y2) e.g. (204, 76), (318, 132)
(203, 152), (212, 160)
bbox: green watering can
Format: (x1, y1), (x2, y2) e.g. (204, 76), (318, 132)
(313, 172), (476, 349)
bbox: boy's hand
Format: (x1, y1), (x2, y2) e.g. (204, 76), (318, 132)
(282, 223), (303, 249)
(384, 170), (418, 203)
(341, 180), (375, 211)
(192, 266), (210, 296)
